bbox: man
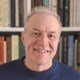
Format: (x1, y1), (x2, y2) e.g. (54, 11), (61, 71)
(0, 6), (80, 80)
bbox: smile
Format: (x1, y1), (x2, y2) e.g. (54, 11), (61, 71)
(34, 48), (50, 53)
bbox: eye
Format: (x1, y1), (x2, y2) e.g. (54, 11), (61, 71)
(31, 32), (40, 37)
(48, 34), (56, 40)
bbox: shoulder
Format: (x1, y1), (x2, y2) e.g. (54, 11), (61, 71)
(0, 59), (21, 74)
(0, 59), (24, 80)
(56, 60), (80, 80)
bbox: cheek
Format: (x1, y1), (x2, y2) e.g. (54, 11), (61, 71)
(24, 37), (37, 51)
(50, 40), (59, 51)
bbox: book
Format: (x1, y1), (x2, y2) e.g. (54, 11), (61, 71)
(0, 36), (4, 64)
(77, 33), (80, 71)
(19, 0), (24, 27)
(51, 0), (58, 13)
(57, 0), (64, 26)
(5, 0), (10, 27)
(62, 34), (68, 64)
(58, 36), (63, 62)
(34, 0), (43, 6)
(4, 41), (6, 63)
(70, 0), (74, 27)
(10, 0), (15, 27)
(15, 0), (19, 27)
(12, 35), (19, 60)
(63, 0), (70, 27)
(68, 35), (74, 67)
(0, 0), (2, 26)
(74, 39), (78, 70)
(6, 36), (12, 62)
(19, 37), (25, 58)
(24, 0), (31, 24)
(43, 0), (49, 7)
(1, 0), (5, 27)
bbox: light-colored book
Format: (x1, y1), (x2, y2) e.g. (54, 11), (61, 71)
(15, 0), (19, 27)
(24, 0), (31, 24)
(4, 41), (6, 63)
(74, 39), (77, 70)
(68, 35), (74, 67)
(5, 0), (10, 27)
(1, 0), (5, 27)
(12, 35), (19, 60)
(0, 0), (2, 27)
(70, 0), (74, 27)
(43, 0), (49, 7)
(51, 0), (57, 13)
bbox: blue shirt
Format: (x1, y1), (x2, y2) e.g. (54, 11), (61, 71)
(0, 58), (80, 80)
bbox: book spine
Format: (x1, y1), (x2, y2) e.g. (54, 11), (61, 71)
(19, 0), (24, 27)
(12, 35), (19, 60)
(0, 36), (4, 64)
(63, 0), (70, 27)
(10, 0), (15, 27)
(0, 1), (2, 27)
(26, 0), (31, 17)
(68, 35), (74, 67)
(51, 0), (58, 13)
(6, 36), (12, 62)
(4, 41), (6, 63)
(70, 0), (74, 27)
(34, 0), (43, 6)
(58, 37), (63, 62)
(15, 0), (19, 27)
(31, 0), (34, 8)
(49, 0), (52, 9)
(62, 34), (68, 64)
(19, 37), (25, 58)
(43, 0), (49, 7)
(24, 0), (31, 25)
(77, 33), (80, 65)
(74, 39), (77, 70)
(73, 0), (78, 27)
(5, 0), (10, 27)
(57, 0), (64, 26)
(1, 0), (5, 27)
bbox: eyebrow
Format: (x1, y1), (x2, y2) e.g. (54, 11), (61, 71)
(47, 32), (56, 34)
(33, 28), (40, 31)
(33, 28), (56, 33)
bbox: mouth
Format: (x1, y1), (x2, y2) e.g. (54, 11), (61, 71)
(33, 48), (51, 53)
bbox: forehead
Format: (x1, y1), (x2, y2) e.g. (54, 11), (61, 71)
(26, 13), (61, 32)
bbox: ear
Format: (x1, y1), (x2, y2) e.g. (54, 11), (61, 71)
(21, 32), (25, 46)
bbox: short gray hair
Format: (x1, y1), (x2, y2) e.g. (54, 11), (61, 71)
(24, 6), (62, 29)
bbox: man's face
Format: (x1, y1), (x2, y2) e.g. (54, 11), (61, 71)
(22, 13), (61, 65)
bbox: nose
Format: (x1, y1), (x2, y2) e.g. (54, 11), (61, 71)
(37, 34), (49, 46)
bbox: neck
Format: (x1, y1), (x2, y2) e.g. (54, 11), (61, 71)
(23, 58), (52, 71)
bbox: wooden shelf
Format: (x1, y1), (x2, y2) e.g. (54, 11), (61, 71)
(0, 27), (24, 32)
(62, 27), (80, 32)
(0, 27), (80, 32)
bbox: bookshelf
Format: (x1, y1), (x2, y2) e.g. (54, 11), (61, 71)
(0, 27), (24, 32)
(0, 27), (80, 32)
(0, 0), (80, 72)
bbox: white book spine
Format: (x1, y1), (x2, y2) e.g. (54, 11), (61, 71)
(5, 0), (10, 27)
(24, 0), (31, 24)
(0, 1), (2, 27)
(12, 35), (19, 60)
(15, 0), (19, 27)
(49, 0), (52, 9)
(4, 41), (7, 63)
(73, 0), (78, 27)
(51, 0), (57, 13)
